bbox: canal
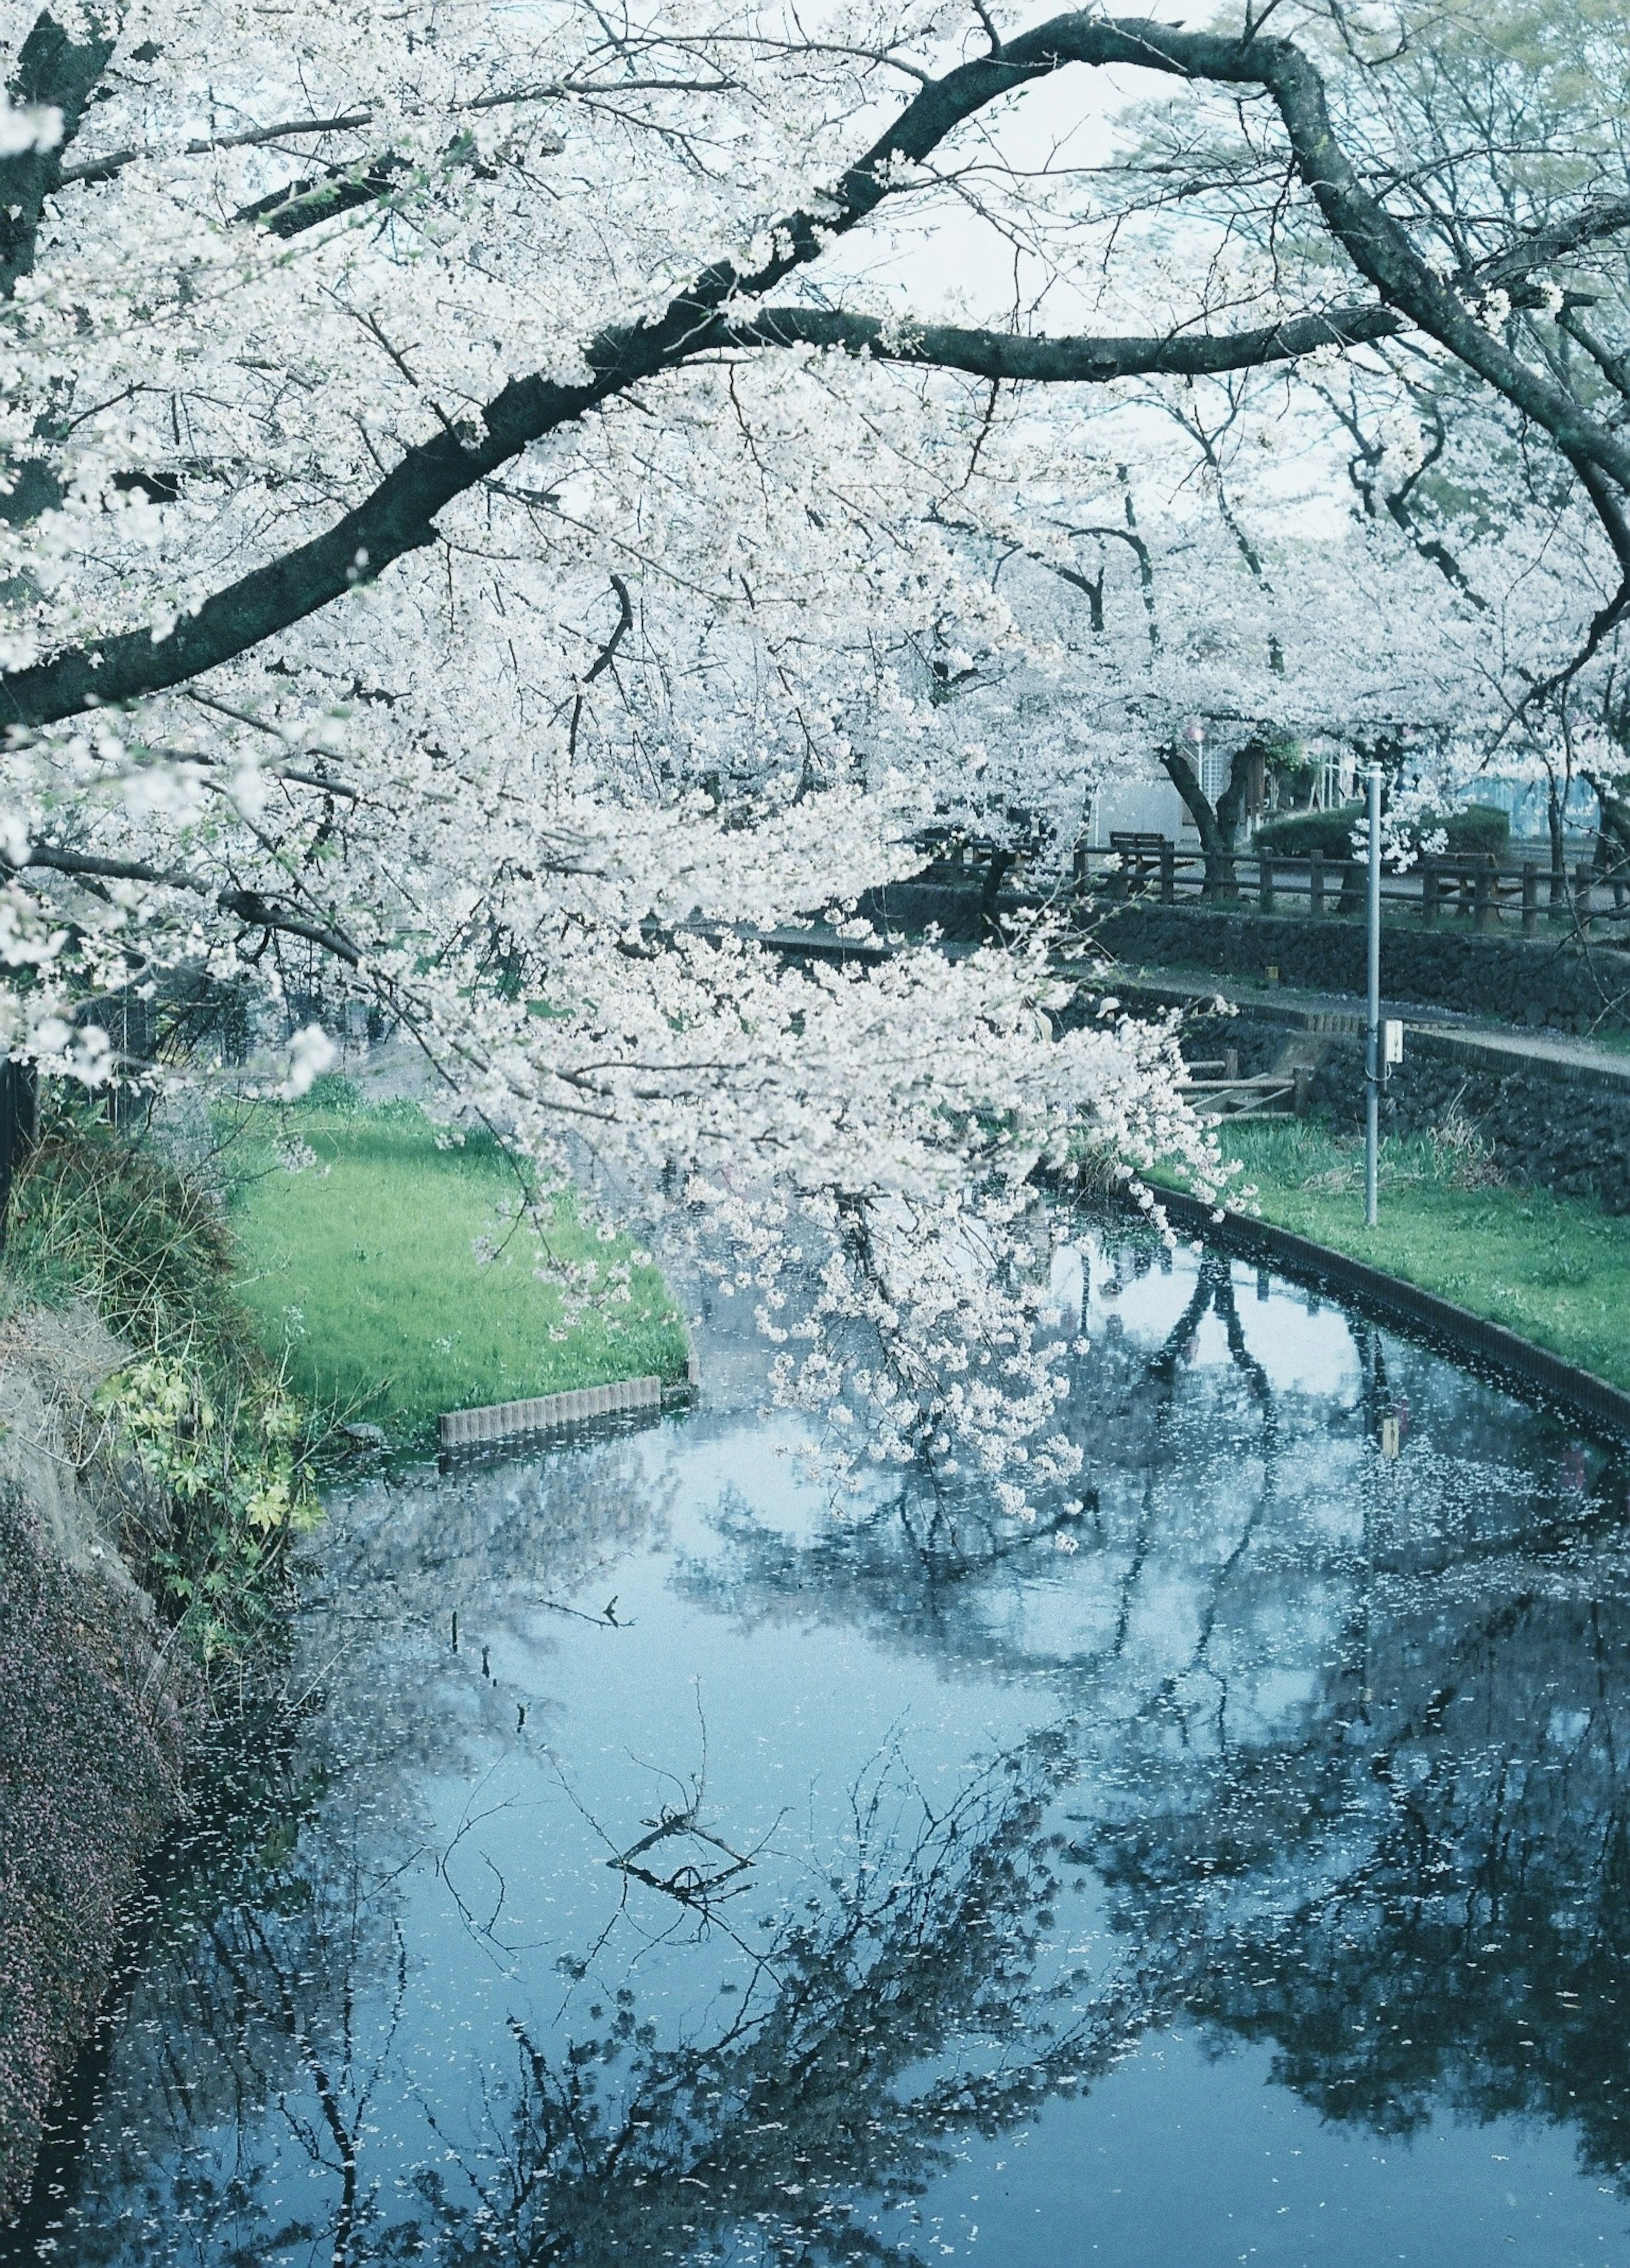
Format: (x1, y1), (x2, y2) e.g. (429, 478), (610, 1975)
(11, 1219), (1630, 2266)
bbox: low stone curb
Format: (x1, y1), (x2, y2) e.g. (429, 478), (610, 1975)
(439, 1374), (662, 1449)
(1147, 1184), (1630, 1440)
(438, 1346), (702, 1452)
(1408, 1025), (1630, 1096)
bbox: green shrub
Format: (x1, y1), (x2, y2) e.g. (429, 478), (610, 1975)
(1252, 804), (1365, 859)
(5, 1118), (320, 1656)
(7, 1125), (253, 1374)
(1424, 804), (1510, 856)
(1253, 801), (1510, 859)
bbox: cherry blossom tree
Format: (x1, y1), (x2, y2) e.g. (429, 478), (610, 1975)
(2, 0), (1628, 1493)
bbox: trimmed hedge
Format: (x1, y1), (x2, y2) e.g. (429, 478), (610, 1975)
(1425, 805), (1512, 857)
(1253, 803), (1511, 859)
(1253, 804), (1365, 858)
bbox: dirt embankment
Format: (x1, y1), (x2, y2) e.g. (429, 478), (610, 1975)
(0, 1305), (196, 2221)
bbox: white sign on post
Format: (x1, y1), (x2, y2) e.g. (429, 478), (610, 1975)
(1383, 1019), (1405, 1066)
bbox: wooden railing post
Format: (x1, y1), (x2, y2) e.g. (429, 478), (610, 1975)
(1160, 840), (1175, 903)
(1521, 861), (1539, 936)
(1575, 861), (1594, 931)
(1473, 866), (1493, 933)
(1421, 859), (1437, 924)
(1258, 852), (1275, 913)
(1309, 852), (1324, 917)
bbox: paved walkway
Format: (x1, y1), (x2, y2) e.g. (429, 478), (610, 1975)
(1093, 961), (1630, 1089)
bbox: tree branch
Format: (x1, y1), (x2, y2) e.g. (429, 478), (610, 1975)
(234, 154), (409, 237)
(9, 7), (1630, 730)
(724, 301), (1407, 381)
(52, 80), (724, 190)
(1456, 197), (1630, 299)
(568, 572), (634, 758)
(10, 842), (362, 963)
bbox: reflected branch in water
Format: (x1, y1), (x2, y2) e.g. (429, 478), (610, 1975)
(1092, 1577), (1630, 2193)
(427, 1734), (1135, 2268)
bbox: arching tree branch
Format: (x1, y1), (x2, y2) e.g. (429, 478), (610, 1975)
(10, 842), (362, 964)
(8, 7), (1630, 734)
(722, 302), (1407, 380)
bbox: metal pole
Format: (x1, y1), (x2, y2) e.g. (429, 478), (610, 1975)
(1365, 761), (1382, 1229)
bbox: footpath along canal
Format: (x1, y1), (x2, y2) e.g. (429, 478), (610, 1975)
(8, 1215), (1630, 2268)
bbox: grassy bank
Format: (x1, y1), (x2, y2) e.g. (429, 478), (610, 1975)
(1160, 1118), (1630, 1393)
(227, 1084), (689, 1445)
(4, 1117), (320, 1655)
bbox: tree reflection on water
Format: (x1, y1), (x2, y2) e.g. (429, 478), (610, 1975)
(13, 1223), (1630, 2265)
(429, 1738), (1135, 2268)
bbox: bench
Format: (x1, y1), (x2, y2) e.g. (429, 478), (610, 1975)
(1108, 831), (1172, 897)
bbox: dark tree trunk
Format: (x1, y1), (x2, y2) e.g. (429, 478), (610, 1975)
(980, 847), (1016, 938)
(1158, 742), (1258, 900)
(0, 1058), (39, 1248)
(1547, 776), (1568, 910)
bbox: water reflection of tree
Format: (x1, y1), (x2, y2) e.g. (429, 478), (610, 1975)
(38, 1736), (1151, 2268)
(672, 1227), (1630, 2191)
(20, 1712), (410, 2268)
(422, 1737), (1142, 2268)
(1094, 1574), (1630, 2192)
(31, 1237), (1630, 2260)
(15, 1435), (673, 2265)
(675, 1245), (1360, 1700)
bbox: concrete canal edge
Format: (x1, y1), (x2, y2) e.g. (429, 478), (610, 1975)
(1144, 1184), (1630, 1440)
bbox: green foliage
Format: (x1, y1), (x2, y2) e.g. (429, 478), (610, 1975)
(1419, 805), (1512, 856)
(301, 1071), (362, 1114)
(1252, 804), (1366, 858)
(1253, 727), (1313, 777)
(4, 1119), (320, 1656)
(1253, 802), (1510, 858)
(1168, 1117), (1630, 1393)
(227, 1098), (689, 1447)
(7, 1123), (253, 1369)
(94, 1357), (320, 1649)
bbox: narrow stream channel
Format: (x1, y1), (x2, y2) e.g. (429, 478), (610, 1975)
(11, 1219), (1630, 2267)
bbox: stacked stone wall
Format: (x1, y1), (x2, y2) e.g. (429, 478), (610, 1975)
(862, 882), (1630, 1033)
(1094, 903), (1630, 1033)
(1297, 1033), (1630, 1211)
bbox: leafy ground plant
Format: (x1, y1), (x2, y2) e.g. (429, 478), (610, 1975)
(1163, 1116), (1630, 1394)
(4, 1113), (322, 1657)
(226, 1083), (690, 1447)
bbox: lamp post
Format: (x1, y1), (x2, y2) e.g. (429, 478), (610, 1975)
(1364, 761), (1382, 1229)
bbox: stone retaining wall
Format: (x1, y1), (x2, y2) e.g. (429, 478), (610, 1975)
(1301, 1031), (1630, 1211)
(860, 882), (1630, 1032)
(1095, 902), (1630, 1033)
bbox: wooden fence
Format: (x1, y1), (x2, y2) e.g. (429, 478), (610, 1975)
(1073, 839), (1627, 933)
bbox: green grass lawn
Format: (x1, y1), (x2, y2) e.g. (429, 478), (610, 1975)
(1153, 1118), (1630, 1394)
(227, 1088), (689, 1446)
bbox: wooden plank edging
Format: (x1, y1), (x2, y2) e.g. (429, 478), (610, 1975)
(439, 1373), (662, 1450)
(1145, 1185), (1630, 1440)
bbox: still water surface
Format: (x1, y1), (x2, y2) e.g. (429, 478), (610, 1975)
(12, 1223), (1630, 2266)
